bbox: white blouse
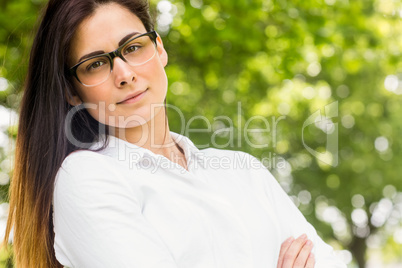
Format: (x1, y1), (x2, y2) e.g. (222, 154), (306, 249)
(53, 132), (346, 268)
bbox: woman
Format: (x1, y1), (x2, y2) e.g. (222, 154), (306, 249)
(3, 0), (346, 267)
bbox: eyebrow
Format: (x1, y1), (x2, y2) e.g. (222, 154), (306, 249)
(77, 31), (141, 63)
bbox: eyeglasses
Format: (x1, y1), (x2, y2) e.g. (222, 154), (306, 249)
(69, 31), (157, 87)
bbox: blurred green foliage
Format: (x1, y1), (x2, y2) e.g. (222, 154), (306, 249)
(1, 0), (402, 267)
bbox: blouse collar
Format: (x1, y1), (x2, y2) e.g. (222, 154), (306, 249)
(90, 131), (205, 168)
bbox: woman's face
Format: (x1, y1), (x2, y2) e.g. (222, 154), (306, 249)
(69, 3), (168, 129)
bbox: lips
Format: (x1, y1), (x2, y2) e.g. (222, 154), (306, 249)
(117, 89), (148, 104)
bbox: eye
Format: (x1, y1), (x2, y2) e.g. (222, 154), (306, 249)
(86, 60), (106, 71)
(124, 45), (141, 55)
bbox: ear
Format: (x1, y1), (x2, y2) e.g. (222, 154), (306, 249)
(155, 32), (168, 67)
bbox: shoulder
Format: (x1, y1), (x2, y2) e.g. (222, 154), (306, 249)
(199, 149), (288, 202)
(197, 148), (279, 196)
(62, 149), (111, 166)
(59, 150), (119, 174)
(53, 150), (135, 210)
(199, 148), (278, 184)
(55, 150), (125, 191)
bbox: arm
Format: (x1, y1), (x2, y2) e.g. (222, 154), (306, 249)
(53, 151), (178, 268)
(247, 154), (346, 268)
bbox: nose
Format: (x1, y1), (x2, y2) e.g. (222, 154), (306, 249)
(112, 57), (136, 87)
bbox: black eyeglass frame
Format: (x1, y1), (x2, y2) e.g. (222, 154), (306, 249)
(69, 30), (158, 86)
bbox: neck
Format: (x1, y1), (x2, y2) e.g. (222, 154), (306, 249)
(110, 107), (187, 170)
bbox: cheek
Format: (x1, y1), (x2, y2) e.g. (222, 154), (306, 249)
(143, 60), (168, 91)
(70, 84), (116, 125)
(157, 72), (168, 96)
(154, 69), (168, 100)
(77, 87), (115, 125)
(85, 102), (113, 126)
(77, 82), (115, 110)
(79, 87), (110, 103)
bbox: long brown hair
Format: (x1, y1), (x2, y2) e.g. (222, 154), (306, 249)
(3, 0), (154, 267)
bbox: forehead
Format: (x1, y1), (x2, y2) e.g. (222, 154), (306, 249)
(70, 3), (147, 63)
